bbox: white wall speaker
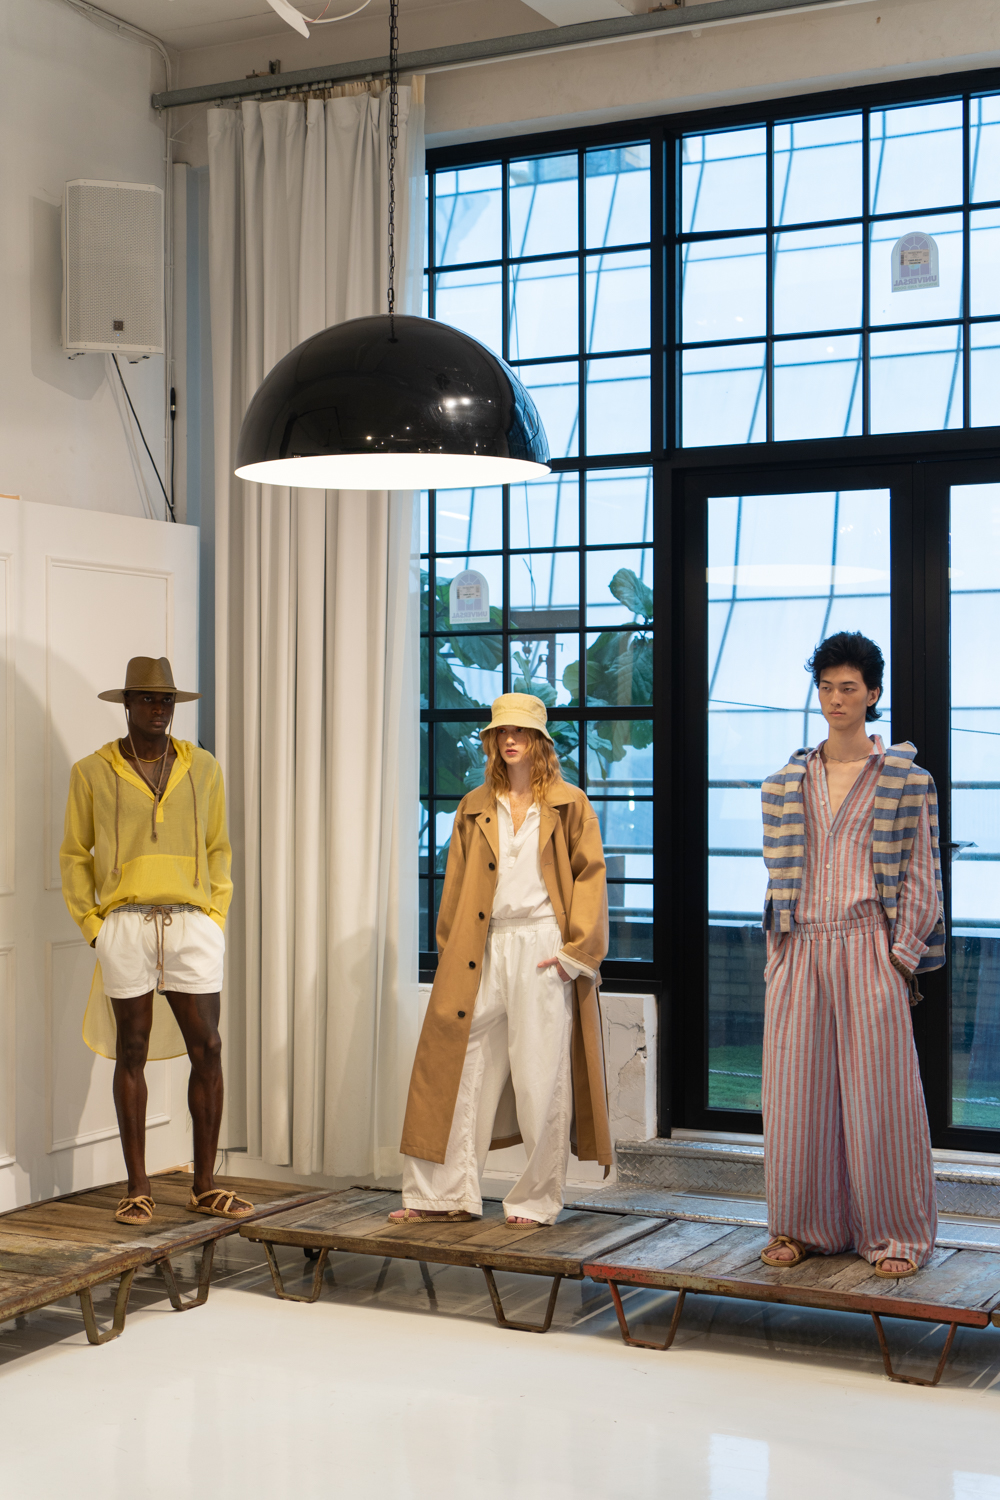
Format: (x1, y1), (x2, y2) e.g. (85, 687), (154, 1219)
(62, 179), (164, 354)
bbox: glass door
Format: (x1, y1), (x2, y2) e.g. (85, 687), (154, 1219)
(950, 482), (1000, 1132)
(706, 488), (892, 1111)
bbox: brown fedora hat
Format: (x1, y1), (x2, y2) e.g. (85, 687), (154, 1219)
(98, 656), (200, 704)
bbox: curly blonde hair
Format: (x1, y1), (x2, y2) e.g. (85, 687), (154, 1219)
(483, 726), (563, 804)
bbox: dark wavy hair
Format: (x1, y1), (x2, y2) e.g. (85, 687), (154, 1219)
(806, 631), (884, 722)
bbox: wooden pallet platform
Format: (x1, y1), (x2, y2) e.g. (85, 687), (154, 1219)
(582, 1220), (1000, 1386)
(240, 1187), (661, 1333)
(0, 1172), (327, 1345)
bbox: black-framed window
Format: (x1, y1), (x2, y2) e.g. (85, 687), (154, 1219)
(677, 94), (1000, 446)
(426, 67), (1000, 1152)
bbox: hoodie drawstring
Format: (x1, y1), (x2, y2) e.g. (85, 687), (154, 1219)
(108, 752), (202, 889)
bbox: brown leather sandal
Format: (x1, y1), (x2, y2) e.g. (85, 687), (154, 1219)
(760, 1235), (810, 1268)
(188, 1187), (254, 1220)
(873, 1257), (919, 1278)
(115, 1194), (156, 1226)
(387, 1208), (476, 1223)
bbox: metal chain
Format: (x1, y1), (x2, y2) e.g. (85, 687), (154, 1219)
(387, 0), (399, 338)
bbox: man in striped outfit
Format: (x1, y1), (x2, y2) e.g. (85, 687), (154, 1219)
(760, 631), (945, 1279)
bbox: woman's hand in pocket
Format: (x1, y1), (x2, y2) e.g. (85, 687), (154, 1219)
(537, 956), (571, 983)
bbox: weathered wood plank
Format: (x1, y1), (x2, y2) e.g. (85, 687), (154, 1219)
(582, 1220), (1000, 1328)
(0, 1173), (329, 1328)
(241, 1188), (663, 1279)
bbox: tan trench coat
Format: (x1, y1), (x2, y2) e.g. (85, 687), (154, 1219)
(400, 779), (612, 1166)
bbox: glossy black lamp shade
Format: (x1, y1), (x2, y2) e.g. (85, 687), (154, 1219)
(234, 313), (551, 490)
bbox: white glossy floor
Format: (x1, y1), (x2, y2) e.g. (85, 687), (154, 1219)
(3, 1233), (1000, 1500)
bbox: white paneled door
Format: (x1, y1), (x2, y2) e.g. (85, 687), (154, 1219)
(0, 496), (199, 1209)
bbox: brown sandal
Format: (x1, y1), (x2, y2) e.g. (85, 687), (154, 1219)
(115, 1195), (155, 1226)
(504, 1216), (540, 1227)
(873, 1257), (919, 1279)
(188, 1187), (254, 1220)
(387, 1208), (476, 1223)
(761, 1235), (810, 1268)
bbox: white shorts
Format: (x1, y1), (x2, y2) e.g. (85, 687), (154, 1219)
(95, 907), (225, 999)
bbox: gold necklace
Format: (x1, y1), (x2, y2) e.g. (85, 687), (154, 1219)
(823, 751), (872, 763)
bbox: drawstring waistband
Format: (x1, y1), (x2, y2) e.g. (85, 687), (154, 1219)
(112, 903), (201, 993)
(488, 914), (561, 931)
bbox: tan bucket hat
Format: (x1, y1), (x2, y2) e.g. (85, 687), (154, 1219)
(479, 692), (553, 744)
(98, 656), (201, 704)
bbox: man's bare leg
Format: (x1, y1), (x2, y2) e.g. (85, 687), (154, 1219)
(166, 992), (224, 1200)
(110, 992), (155, 1222)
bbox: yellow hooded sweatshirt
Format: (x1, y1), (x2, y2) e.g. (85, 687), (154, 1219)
(60, 738), (233, 1060)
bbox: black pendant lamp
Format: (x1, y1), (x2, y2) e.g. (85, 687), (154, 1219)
(234, 0), (550, 492)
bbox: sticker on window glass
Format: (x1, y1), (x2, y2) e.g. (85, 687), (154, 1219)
(449, 568), (491, 625)
(891, 232), (939, 292)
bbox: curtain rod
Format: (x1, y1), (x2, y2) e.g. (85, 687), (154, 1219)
(152, 0), (875, 110)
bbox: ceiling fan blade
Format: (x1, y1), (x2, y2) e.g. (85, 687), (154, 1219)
(265, 0), (311, 37)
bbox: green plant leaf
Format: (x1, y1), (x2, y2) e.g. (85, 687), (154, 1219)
(609, 567), (653, 622)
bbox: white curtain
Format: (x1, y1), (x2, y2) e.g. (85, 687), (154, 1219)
(207, 82), (424, 1177)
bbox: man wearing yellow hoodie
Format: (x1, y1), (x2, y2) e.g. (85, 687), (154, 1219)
(60, 657), (253, 1227)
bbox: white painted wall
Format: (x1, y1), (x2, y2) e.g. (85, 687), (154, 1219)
(0, 0), (172, 521)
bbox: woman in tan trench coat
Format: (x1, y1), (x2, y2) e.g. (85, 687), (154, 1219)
(395, 692), (610, 1227)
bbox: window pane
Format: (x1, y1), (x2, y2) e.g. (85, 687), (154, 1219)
(419, 490), (429, 555)
(971, 321), (1000, 427)
(950, 482), (1000, 1130)
(516, 361), (579, 458)
(434, 488), (502, 553)
(586, 721), (653, 790)
(420, 723), (428, 798)
(591, 797), (652, 860)
(509, 259), (578, 361)
(773, 335), (862, 440)
(435, 635), (503, 708)
(433, 554), (503, 630)
(585, 355), (650, 454)
(773, 113), (862, 225)
(435, 164), (502, 266)
(510, 550), (580, 619)
(509, 154), (578, 257)
(869, 212), (963, 326)
(707, 489), (892, 1109)
(550, 719), (581, 784)
(434, 266), (502, 352)
(585, 628), (653, 707)
(586, 547), (653, 626)
(681, 127), (766, 233)
(971, 93), (1000, 203)
(773, 224), (862, 334)
(586, 467), (653, 545)
(585, 250), (650, 352)
(682, 235), (766, 342)
(870, 325), (963, 433)
(434, 800), (459, 873)
(869, 100), (963, 214)
(971, 207), (1000, 316)
(510, 472), (579, 550)
(682, 344), (766, 448)
(433, 720), (486, 796)
(586, 143), (650, 248)
(510, 633), (580, 707)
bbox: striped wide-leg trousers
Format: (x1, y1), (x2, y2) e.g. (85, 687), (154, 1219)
(762, 915), (937, 1267)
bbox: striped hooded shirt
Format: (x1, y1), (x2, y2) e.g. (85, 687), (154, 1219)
(761, 737), (945, 976)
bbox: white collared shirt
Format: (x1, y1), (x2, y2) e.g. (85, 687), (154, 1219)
(494, 793), (596, 982)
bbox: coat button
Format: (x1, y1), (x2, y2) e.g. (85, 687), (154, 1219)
(489, 861), (495, 870)
(458, 1010), (466, 1018)
(485, 817), (490, 823)
(468, 960), (475, 968)
(479, 912), (485, 920)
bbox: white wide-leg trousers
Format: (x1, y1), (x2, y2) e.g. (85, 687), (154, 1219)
(402, 916), (573, 1224)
